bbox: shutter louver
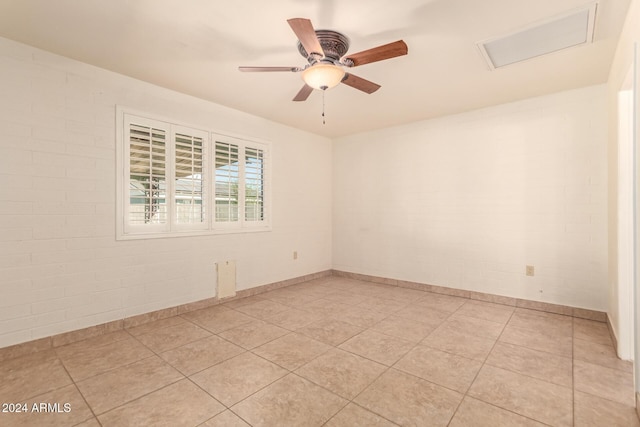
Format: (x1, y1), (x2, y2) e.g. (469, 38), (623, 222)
(128, 123), (167, 225)
(175, 132), (205, 224)
(244, 147), (264, 222)
(215, 141), (239, 222)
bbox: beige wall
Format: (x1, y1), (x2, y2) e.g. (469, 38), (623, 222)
(333, 85), (608, 310)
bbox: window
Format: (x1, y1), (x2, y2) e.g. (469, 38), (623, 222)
(117, 109), (270, 239)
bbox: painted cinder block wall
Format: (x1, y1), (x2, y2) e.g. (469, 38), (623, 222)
(332, 85), (608, 311)
(0, 37), (333, 348)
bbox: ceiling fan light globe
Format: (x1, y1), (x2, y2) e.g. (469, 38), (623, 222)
(302, 64), (345, 90)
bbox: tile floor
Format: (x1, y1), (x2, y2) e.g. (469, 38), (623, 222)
(1, 277), (639, 426)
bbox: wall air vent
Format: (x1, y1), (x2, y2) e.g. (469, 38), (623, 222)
(477, 3), (597, 70)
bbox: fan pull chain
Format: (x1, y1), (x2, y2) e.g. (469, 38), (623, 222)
(322, 89), (326, 125)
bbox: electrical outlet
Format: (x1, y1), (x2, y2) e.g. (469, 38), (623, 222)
(293, 251), (298, 260)
(526, 265), (535, 276)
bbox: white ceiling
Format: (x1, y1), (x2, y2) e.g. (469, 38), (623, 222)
(0, 0), (631, 137)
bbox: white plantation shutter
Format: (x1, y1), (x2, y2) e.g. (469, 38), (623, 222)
(125, 116), (169, 233)
(244, 146), (264, 222)
(173, 127), (208, 229)
(214, 136), (268, 227)
(215, 141), (240, 223)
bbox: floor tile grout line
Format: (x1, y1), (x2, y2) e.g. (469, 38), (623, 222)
(188, 352), (283, 408)
(55, 333), (150, 382)
(341, 306), (478, 425)
(53, 328), (135, 356)
(124, 315), (189, 336)
(311, 379), (353, 427)
(480, 357), (573, 389)
(226, 406), (256, 427)
(325, 401), (403, 427)
(449, 397), (557, 427)
(162, 314), (322, 425)
(332, 300), (468, 424)
(246, 334), (333, 372)
(90, 376), (189, 420)
(469, 307), (567, 426)
(183, 327), (346, 417)
(456, 303), (576, 426)
(67, 333), (188, 417)
(454, 304), (512, 423)
(58, 329), (188, 423)
(126, 323), (209, 360)
(572, 387), (640, 409)
(155, 332), (248, 378)
(280, 293), (452, 424)
(83, 330), (229, 419)
(305, 357), (398, 427)
(134, 314), (299, 378)
(573, 354), (635, 373)
(237, 331), (359, 425)
(1, 358), (73, 402)
(442, 303), (504, 426)
(40, 357), (99, 426)
(71, 353), (172, 386)
(498, 325), (574, 356)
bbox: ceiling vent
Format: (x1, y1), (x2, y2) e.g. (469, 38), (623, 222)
(477, 3), (597, 70)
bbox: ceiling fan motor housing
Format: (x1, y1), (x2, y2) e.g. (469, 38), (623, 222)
(297, 30), (350, 65)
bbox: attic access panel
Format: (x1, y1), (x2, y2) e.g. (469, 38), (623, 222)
(477, 3), (597, 70)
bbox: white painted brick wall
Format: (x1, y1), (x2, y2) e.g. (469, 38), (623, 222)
(0, 37), (333, 348)
(333, 85), (609, 311)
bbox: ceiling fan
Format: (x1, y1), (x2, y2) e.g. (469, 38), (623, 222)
(239, 18), (408, 101)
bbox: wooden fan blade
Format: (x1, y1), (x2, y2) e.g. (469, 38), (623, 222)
(287, 18), (323, 57)
(341, 73), (381, 94)
(239, 66), (299, 72)
(293, 84), (313, 102)
(344, 40), (408, 67)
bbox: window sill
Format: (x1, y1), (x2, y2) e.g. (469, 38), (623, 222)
(116, 225), (272, 241)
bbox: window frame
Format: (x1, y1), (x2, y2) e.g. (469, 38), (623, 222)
(116, 107), (271, 240)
